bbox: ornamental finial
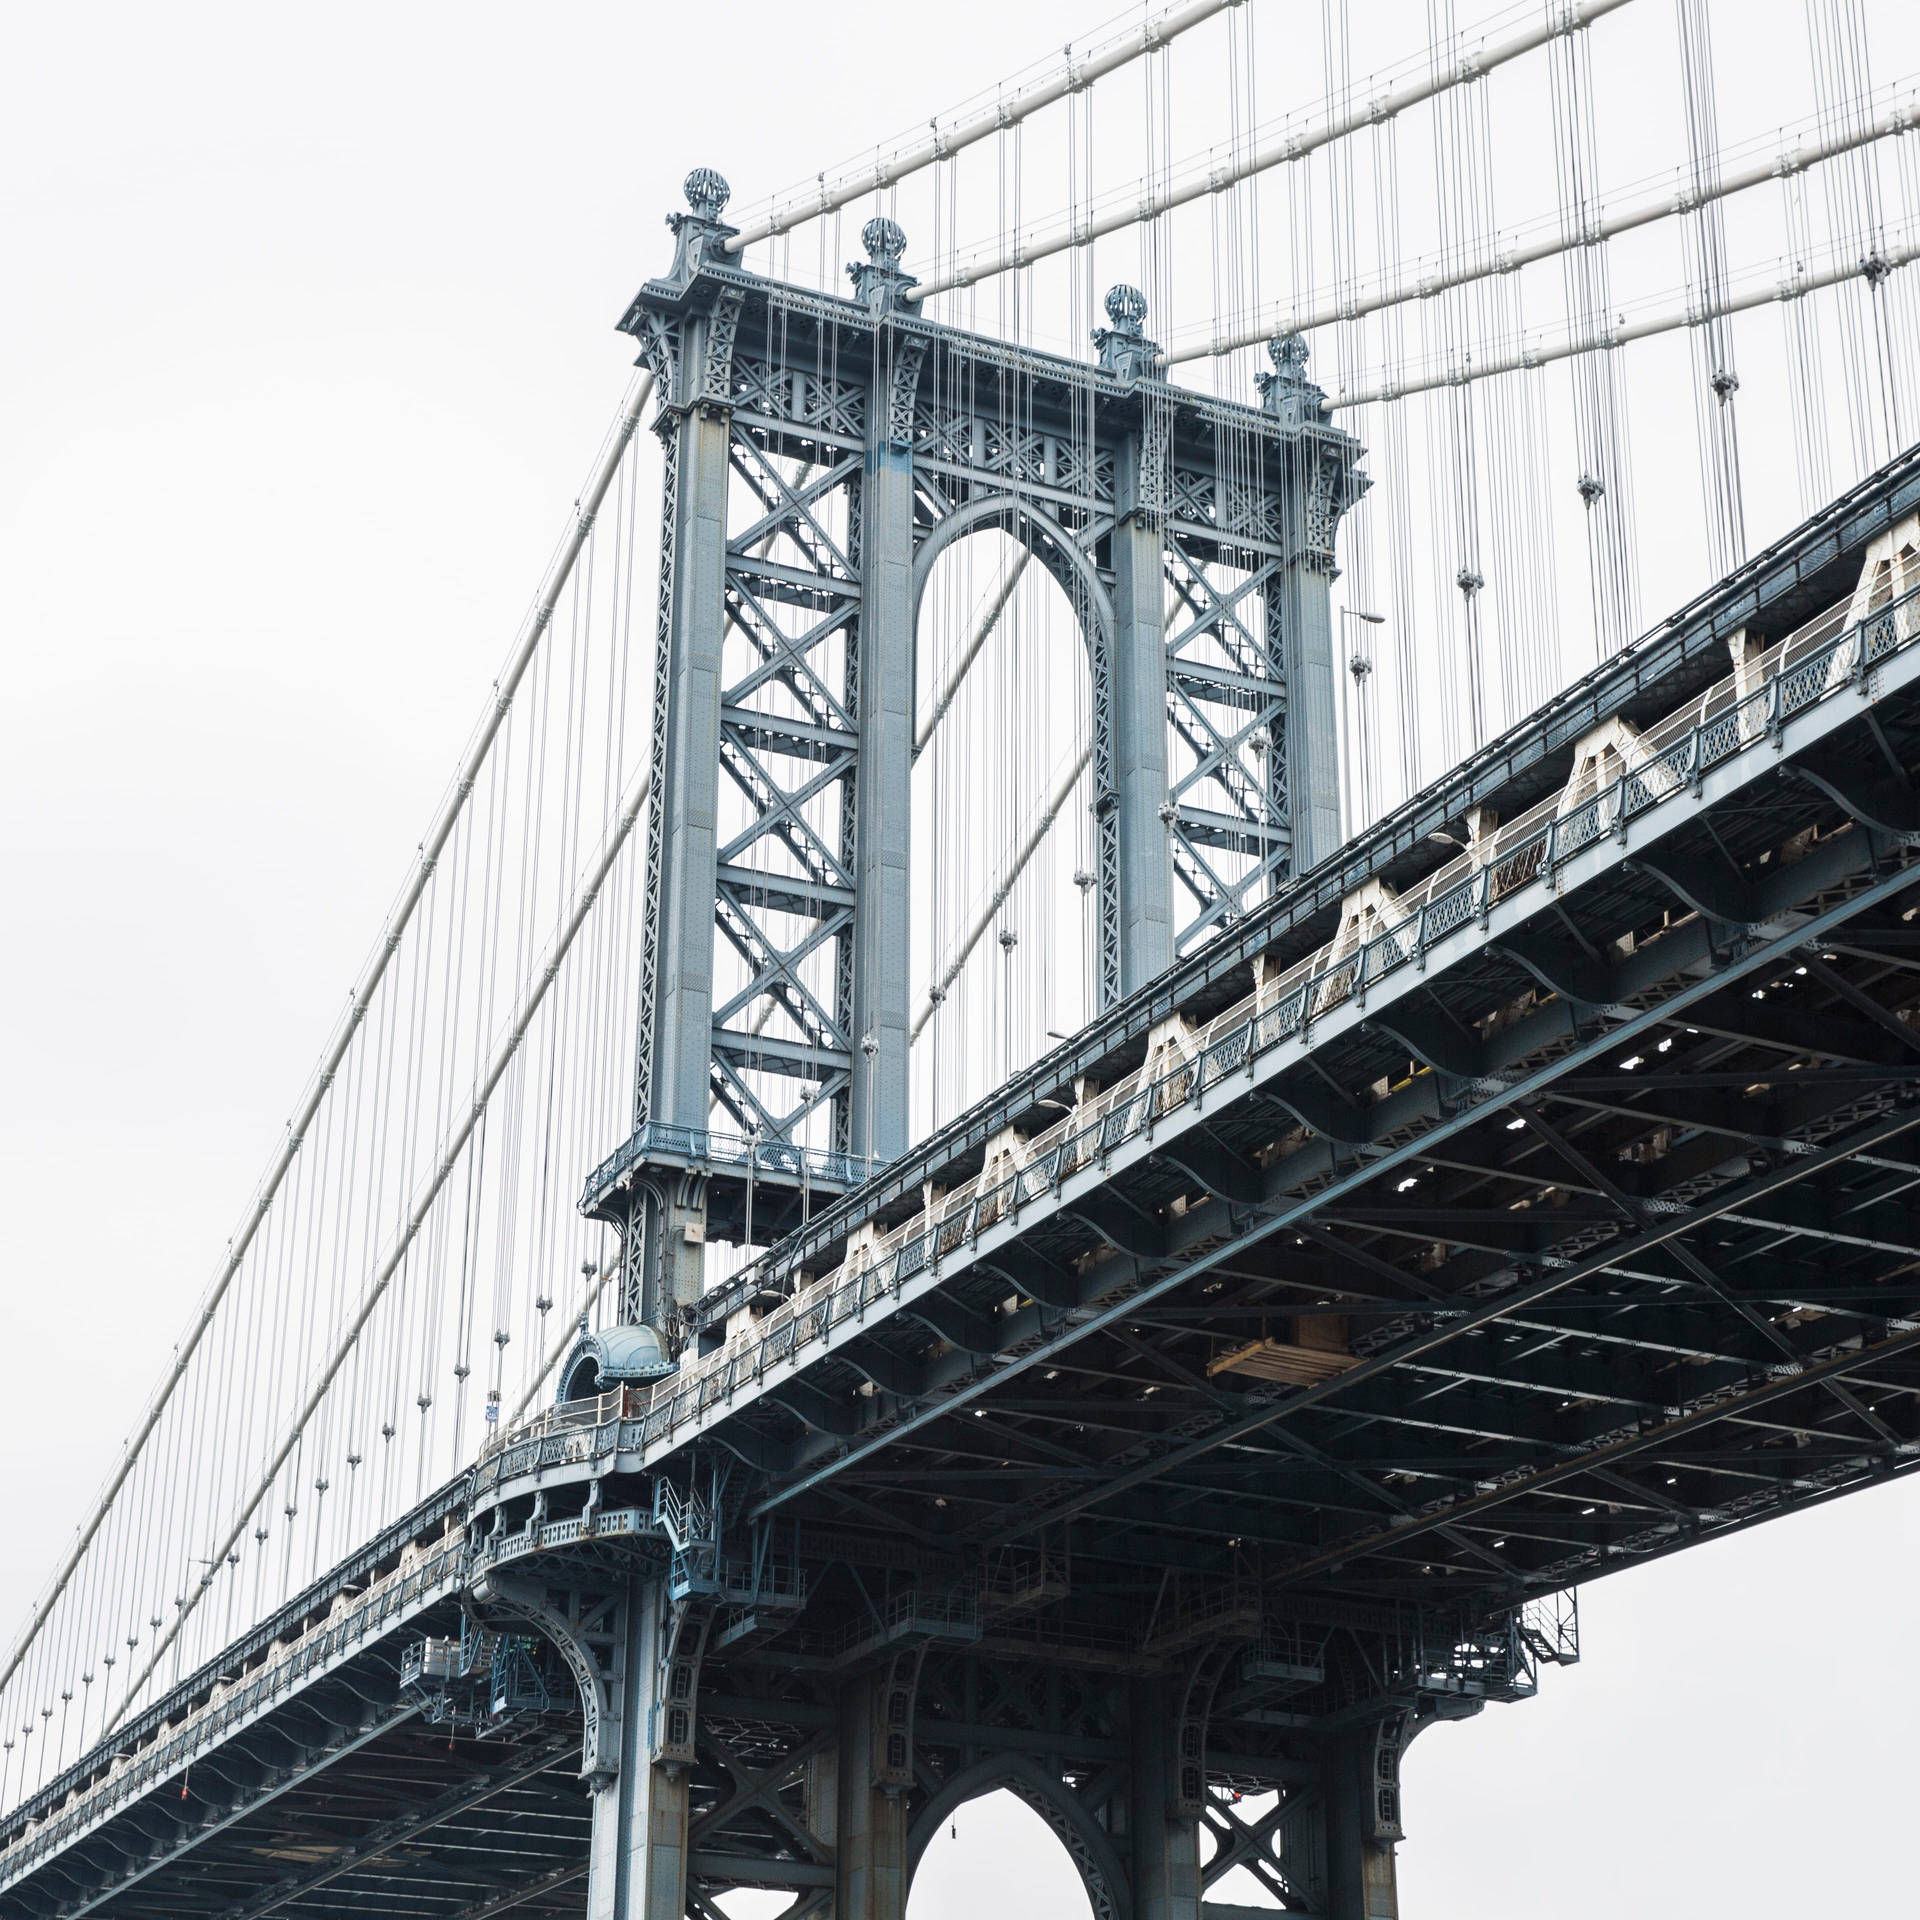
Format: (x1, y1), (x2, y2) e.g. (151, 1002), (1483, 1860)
(1259, 332), (1327, 422)
(1269, 331), (1310, 373)
(1093, 285), (1158, 379)
(848, 217), (918, 314)
(862, 216), (908, 268)
(1104, 284), (1149, 334)
(683, 168), (731, 221)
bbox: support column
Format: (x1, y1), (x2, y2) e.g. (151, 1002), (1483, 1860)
(646, 377), (731, 1139)
(1259, 334), (1364, 880)
(1276, 558), (1342, 875)
(851, 429), (915, 1170)
(1126, 1677), (1202, 1920)
(585, 1578), (692, 1920)
(1112, 432), (1175, 996)
(1319, 1715), (1405, 1920)
(835, 1674), (910, 1920)
(629, 307), (734, 1331)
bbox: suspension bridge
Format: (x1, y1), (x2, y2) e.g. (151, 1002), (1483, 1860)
(7, 1), (1920, 1915)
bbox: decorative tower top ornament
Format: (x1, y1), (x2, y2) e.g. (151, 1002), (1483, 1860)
(683, 168), (730, 222)
(848, 215), (920, 314)
(1257, 332), (1330, 425)
(665, 167), (738, 282)
(1093, 284), (1160, 381)
(862, 216), (907, 268)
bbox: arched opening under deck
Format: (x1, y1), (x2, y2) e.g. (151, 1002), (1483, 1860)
(907, 1763), (1108, 1920)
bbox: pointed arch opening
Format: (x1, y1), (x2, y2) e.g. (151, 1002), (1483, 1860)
(907, 1754), (1123, 1920)
(911, 511), (1101, 1140)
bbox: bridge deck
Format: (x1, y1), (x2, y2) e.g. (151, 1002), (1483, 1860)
(490, 518), (1920, 1628)
(10, 447), (1920, 1917)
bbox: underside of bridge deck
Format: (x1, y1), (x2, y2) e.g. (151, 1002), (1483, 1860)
(0, 1644), (591, 1920)
(96, 1723), (587, 1920)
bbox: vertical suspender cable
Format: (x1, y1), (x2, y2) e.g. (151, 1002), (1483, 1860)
(723, 0), (1238, 258)
(107, 750), (657, 1734)
(0, 369), (657, 1706)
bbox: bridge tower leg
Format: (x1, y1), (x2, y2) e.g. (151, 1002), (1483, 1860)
(584, 1576), (698, 1920)
(1259, 334), (1365, 876)
(833, 1671), (913, 1920)
(1318, 1715), (1406, 1920)
(624, 274), (738, 1332)
(1126, 1676), (1204, 1920)
(850, 331), (918, 1169)
(1111, 427), (1177, 998)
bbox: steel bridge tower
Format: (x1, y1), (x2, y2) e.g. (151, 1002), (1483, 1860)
(595, 168), (1364, 1358)
(550, 171), (1371, 1920)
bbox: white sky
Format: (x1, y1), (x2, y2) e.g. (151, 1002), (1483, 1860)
(3, 3), (1918, 1915)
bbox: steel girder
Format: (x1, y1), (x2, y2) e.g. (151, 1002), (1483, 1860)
(551, 550), (1920, 1655)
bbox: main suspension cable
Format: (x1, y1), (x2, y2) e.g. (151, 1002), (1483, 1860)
(1163, 82), (1919, 366)
(1326, 242), (1920, 407)
(724, 0), (1239, 256)
(105, 751), (657, 1734)
(912, 0), (1635, 302)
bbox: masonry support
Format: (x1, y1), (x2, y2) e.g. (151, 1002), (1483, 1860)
(1113, 430), (1176, 995)
(852, 425), (917, 1169)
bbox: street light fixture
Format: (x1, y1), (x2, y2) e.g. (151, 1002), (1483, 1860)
(1340, 609), (1387, 827)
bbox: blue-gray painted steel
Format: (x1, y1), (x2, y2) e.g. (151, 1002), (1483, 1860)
(605, 172), (1364, 1349)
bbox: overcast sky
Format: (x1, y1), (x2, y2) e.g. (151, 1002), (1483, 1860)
(3, 4), (1918, 1915)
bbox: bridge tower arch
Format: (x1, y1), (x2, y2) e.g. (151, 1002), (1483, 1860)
(584, 169), (1366, 1362)
(908, 502), (1106, 1109)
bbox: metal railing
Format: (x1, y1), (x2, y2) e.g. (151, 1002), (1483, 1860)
(490, 577), (1919, 1478)
(580, 1123), (871, 1213)
(1, 1533), (465, 1885)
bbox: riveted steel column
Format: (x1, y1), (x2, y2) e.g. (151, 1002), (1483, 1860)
(849, 363), (916, 1170)
(628, 303), (734, 1329)
(1126, 1676), (1202, 1920)
(645, 341), (731, 1138)
(835, 1674), (910, 1920)
(1259, 340), (1364, 879)
(1112, 431), (1175, 995)
(1277, 555), (1341, 875)
(587, 1580), (691, 1920)
(1321, 1717), (1404, 1920)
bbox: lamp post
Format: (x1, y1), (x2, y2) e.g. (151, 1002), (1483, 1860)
(1340, 608), (1386, 829)
(860, 1032), (878, 1179)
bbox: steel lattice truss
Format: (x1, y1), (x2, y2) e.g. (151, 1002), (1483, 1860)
(614, 235), (1359, 1213)
(1163, 543), (1291, 944)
